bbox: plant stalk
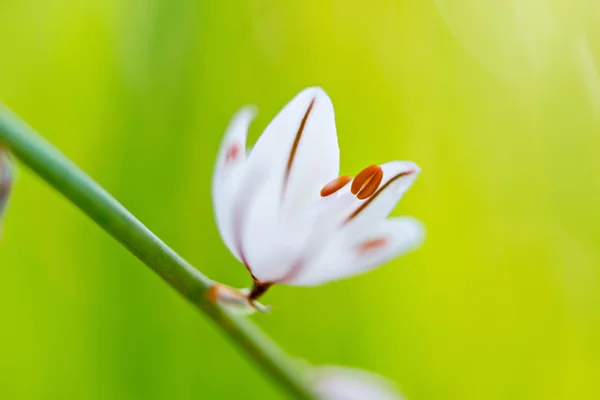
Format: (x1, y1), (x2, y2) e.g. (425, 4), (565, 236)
(0, 106), (317, 400)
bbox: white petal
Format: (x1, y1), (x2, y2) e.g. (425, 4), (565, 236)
(237, 88), (340, 281)
(243, 189), (355, 283)
(312, 366), (406, 400)
(241, 173), (316, 282)
(247, 87), (340, 217)
(287, 217), (424, 286)
(345, 217), (424, 275)
(212, 107), (256, 260)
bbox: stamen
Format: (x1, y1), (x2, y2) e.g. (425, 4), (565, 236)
(345, 169), (415, 223)
(357, 238), (388, 253)
(320, 175), (353, 197)
(225, 143), (241, 163)
(351, 165), (383, 200)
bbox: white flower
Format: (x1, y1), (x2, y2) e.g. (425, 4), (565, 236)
(311, 366), (406, 400)
(210, 87), (424, 312)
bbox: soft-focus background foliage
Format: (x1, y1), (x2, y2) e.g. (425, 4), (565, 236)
(1, 1), (599, 399)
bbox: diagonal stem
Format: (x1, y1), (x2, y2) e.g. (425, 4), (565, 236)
(0, 106), (317, 400)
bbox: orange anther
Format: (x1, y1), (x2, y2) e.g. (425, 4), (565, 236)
(357, 238), (388, 253)
(351, 165), (383, 200)
(320, 175), (353, 197)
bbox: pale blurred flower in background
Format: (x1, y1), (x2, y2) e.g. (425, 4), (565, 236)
(311, 366), (405, 400)
(0, 146), (14, 236)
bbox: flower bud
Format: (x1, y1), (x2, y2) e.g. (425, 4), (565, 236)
(207, 283), (271, 315)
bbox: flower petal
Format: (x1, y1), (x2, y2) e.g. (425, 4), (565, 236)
(247, 87), (340, 217)
(345, 216), (424, 275)
(241, 173), (315, 282)
(234, 88), (340, 281)
(242, 178), (356, 283)
(287, 217), (424, 286)
(312, 366), (406, 400)
(212, 107), (256, 260)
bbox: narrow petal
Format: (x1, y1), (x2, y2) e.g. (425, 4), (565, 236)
(246, 87), (340, 217)
(345, 217), (424, 276)
(237, 88), (340, 281)
(312, 366), (406, 400)
(212, 107), (256, 260)
(241, 175), (315, 282)
(287, 217), (424, 286)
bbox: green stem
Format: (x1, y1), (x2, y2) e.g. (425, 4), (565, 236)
(0, 106), (317, 400)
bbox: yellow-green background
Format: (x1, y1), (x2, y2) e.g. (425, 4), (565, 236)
(1, 1), (599, 399)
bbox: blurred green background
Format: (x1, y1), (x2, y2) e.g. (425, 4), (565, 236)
(1, 0), (600, 399)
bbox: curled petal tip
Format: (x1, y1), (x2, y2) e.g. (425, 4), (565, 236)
(302, 86), (327, 95)
(404, 162), (421, 176)
(296, 86), (333, 105)
(388, 160), (420, 175)
(235, 105), (258, 120)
